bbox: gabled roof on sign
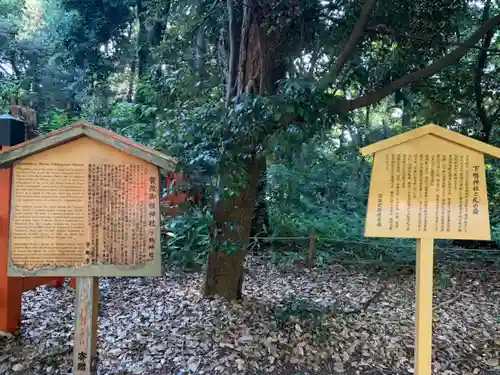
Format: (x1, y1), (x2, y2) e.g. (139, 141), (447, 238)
(360, 123), (500, 158)
(0, 121), (177, 170)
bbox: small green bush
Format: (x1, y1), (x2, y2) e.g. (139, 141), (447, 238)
(161, 209), (211, 270)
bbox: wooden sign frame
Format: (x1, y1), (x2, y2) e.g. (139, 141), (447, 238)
(360, 123), (500, 375)
(0, 122), (176, 278)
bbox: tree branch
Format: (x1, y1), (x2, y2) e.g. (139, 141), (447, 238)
(343, 284), (387, 314)
(190, 0), (221, 35)
(226, 0), (239, 103)
(348, 14), (500, 110)
(9, 52), (21, 80)
(323, 0), (377, 84)
(491, 106), (500, 125)
(148, 0), (171, 47)
(365, 26), (500, 53)
(474, 0), (494, 142)
(236, 0), (252, 94)
(0, 64), (10, 76)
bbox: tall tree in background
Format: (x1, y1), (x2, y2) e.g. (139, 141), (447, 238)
(203, 0), (319, 298)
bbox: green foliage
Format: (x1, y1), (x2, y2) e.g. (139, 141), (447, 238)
(161, 209), (211, 270)
(38, 109), (80, 133)
(0, 79), (17, 113)
(485, 160), (500, 241)
(58, 0), (133, 74)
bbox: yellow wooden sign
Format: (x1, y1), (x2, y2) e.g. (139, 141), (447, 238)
(361, 124), (500, 375)
(361, 124), (500, 240)
(364, 133), (490, 240)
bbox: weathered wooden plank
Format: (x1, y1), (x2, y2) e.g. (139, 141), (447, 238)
(74, 276), (99, 375)
(0, 122), (177, 171)
(8, 259), (162, 277)
(0, 127), (85, 168)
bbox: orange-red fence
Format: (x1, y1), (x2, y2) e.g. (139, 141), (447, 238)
(0, 146), (65, 333)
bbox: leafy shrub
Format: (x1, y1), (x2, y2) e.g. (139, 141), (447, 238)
(38, 109), (80, 134)
(161, 209), (211, 270)
(266, 135), (417, 266)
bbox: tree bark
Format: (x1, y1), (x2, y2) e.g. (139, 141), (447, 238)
(401, 94), (411, 130)
(225, 0), (240, 103)
(136, 0), (149, 82)
(9, 53), (20, 80)
(474, 0), (495, 142)
(203, 157), (262, 299)
(127, 59), (136, 102)
(204, 0), (285, 299)
(148, 0), (171, 48)
(194, 25), (206, 78)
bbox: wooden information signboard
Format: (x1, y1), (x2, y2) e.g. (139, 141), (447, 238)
(9, 137), (161, 276)
(361, 124), (500, 375)
(0, 122), (176, 375)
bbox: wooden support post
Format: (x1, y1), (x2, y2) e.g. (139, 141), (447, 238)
(415, 238), (434, 375)
(0, 157), (22, 333)
(74, 277), (99, 375)
(308, 231), (317, 269)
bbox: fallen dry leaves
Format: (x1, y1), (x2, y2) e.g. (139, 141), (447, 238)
(0, 257), (499, 375)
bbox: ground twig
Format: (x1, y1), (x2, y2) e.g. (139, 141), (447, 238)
(343, 284), (387, 314)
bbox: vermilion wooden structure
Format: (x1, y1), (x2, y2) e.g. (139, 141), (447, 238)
(0, 114), (64, 334)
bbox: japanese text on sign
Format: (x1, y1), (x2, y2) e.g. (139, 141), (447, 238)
(9, 136), (161, 273)
(365, 137), (490, 240)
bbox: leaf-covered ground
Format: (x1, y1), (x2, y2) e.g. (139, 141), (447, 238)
(1, 258), (499, 375)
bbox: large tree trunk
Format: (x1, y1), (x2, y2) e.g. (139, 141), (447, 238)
(194, 18), (206, 79)
(127, 59), (136, 102)
(203, 158), (263, 299)
(136, 0), (149, 82)
(204, 0), (280, 299)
